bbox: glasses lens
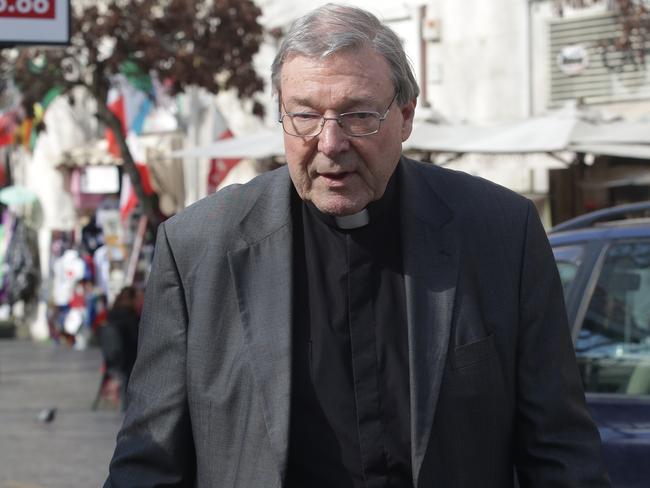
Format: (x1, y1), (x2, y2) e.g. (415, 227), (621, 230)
(340, 112), (380, 136)
(283, 114), (321, 136)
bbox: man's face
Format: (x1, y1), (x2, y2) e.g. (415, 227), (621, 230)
(279, 45), (416, 216)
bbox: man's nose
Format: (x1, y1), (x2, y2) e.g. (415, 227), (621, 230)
(318, 117), (350, 156)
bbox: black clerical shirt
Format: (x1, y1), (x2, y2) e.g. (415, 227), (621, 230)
(286, 174), (412, 488)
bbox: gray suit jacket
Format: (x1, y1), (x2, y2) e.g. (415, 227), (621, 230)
(105, 157), (610, 487)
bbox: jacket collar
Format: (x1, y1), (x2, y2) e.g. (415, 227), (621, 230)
(236, 165), (294, 246)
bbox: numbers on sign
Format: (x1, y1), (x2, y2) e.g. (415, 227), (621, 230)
(0, 0), (52, 17)
(33, 0), (48, 14)
(16, 0), (32, 14)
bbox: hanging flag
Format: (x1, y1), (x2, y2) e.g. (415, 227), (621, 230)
(207, 106), (240, 194)
(118, 132), (156, 222)
(105, 86), (126, 157)
(106, 66), (156, 222)
(19, 118), (33, 149)
(137, 163), (155, 196)
(119, 172), (137, 222)
(118, 163), (156, 222)
(207, 129), (240, 194)
(0, 112), (17, 147)
(0, 84), (68, 152)
(120, 60), (153, 94)
(25, 86), (65, 151)
(41, 86), (64, 110)
(105, 70), (153, 157)
(130, 97), (152, 135)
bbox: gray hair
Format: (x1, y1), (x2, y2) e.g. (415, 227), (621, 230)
(271, 3), (419, 105)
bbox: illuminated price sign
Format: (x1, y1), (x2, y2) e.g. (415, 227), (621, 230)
(0, 0), (55, 19)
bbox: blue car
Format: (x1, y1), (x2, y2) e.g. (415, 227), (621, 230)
(549, 202), (650, 487)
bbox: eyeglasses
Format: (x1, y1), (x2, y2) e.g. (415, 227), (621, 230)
(278, 92), (398, 138)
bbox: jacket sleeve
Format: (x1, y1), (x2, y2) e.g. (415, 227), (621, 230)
(514, 200), (610, 487)
(105, 222), (195, 487)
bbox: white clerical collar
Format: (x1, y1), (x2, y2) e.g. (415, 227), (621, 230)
(334, 209), (370, 230)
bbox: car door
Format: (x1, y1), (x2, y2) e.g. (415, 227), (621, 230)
(556, 237), (650, 488)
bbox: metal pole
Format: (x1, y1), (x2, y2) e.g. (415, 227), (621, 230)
(526, 0), (534, 117)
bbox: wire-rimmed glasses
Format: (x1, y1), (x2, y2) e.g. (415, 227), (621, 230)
(279, 92), (398, 137)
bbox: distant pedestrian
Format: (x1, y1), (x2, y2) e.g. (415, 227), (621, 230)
(107, 286), (140, 388)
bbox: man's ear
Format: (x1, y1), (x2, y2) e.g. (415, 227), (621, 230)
(400, 99), (417, 142)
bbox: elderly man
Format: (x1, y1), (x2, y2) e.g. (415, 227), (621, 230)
(105, 4), (610, 487)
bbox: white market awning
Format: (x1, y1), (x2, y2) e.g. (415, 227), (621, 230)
(568, 143), (650, 160)
(170, 128), (285, 160)
(406, 115), (650, 160)
(406, 116), (577, 154)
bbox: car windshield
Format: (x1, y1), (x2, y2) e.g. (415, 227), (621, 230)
(552, 244), (585, 300)
(567, 239), (650, 396)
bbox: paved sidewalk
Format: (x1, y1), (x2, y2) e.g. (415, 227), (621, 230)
(0, 339), (123, 488)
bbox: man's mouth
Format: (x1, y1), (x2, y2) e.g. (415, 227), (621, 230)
(317, 172), (355, 187)
(320, 172), (349, 181)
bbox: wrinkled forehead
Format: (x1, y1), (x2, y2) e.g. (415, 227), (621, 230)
(278, 46), (394, 99)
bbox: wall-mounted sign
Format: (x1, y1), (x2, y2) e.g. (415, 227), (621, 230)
(0, 0), (69, 45)
(81, 166), (120, 195)
(557, 44), (589, 76)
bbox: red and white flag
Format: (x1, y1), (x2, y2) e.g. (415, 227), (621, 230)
(119, 161), (156, 222)
(207, 106), (240, 194)
(207, 128), (240, 194)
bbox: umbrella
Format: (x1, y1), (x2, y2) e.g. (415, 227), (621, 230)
(0, 185), (39, 206)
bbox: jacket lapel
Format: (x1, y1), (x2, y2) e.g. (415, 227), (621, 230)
(227, 168), (294, 482)
(399, 159), (458, 487)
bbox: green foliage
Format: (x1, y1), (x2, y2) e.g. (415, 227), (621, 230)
(1, 0), (266, 115)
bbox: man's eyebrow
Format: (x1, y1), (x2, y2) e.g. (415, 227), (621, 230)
(283, 97), (318, 110)
(283, 95), (382, 111)
(343, 96), (382, 109)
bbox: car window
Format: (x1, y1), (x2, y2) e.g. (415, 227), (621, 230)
(553, 245), (585, 300)
(576, 240), (650, 396)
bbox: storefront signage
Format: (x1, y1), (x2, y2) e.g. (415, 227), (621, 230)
(0, 0), (69, 45)
(557, 44), (589, 76)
